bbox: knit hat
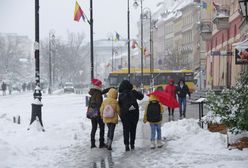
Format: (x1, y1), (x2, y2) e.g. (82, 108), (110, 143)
(91, 79), (102, 89)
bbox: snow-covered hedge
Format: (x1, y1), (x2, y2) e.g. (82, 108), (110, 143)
(206, 71), (248, 133)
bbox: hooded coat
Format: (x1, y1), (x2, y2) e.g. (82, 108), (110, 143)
(100, 88), (120, 124)
(118, 80), (144, 122)
(164, 80), (177, 99)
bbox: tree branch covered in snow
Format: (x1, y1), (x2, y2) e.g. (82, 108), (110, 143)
(206, 70), (248, 133)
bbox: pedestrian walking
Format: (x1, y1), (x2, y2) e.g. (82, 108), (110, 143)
(87, 79), (110, 149)
(144, 95), (164, 149)
(118, 80), (144, 151)
(100, 88), (120, 150)
(164, 79), (177, 118)
(1, 82), (7, 96)
(176, 79), (191, 118)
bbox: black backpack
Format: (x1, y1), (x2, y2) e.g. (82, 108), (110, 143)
(147, 101), (162, 122)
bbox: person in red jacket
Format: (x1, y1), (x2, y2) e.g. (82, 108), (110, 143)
(164, 79), (177, 117)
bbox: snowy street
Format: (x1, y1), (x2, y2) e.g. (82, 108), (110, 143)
(0, 92), (248, 168)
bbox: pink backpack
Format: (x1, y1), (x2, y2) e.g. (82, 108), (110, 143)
(103, 104), (114, 118)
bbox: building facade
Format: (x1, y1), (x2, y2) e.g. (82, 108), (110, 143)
(204, 0), (244, 89)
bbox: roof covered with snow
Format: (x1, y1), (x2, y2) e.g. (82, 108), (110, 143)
(155, 0), (194, 24)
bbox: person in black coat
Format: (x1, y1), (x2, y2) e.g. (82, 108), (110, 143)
(118, 80), (144, 151)
(176, 79), (191, 118)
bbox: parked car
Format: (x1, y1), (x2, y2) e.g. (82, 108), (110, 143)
(64, 82), (74, 93)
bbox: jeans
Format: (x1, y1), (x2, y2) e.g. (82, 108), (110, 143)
(178, 97), (186, 117)
(107, 123), (116, 141)
(150, 123), (161, 141)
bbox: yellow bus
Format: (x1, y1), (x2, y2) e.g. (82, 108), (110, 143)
(108, 68), (196, 93)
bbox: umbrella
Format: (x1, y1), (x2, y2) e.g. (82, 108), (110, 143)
(147, 91), (179, 108)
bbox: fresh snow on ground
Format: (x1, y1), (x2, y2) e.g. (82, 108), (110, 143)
(0, 93), (248, 168)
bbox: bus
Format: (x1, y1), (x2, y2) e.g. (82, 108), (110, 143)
(108, 68), (196, 92)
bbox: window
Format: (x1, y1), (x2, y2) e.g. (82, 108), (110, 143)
(234, 24), (237, 37)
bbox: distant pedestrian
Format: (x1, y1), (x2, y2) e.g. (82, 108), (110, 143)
(100, 88), (120, 150)
(22, 83), (27, 92)
(164, 79), (177, 118)
(176, 79), (191, 118)
(144, 95), (164, 149)
(118, 80), (144, 151)
(1, 82), (7, 96)
(8, 83), (12, 95)
(87, 79), (110, 149)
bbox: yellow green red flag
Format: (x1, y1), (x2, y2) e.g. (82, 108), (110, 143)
(74, 1), (85, 22)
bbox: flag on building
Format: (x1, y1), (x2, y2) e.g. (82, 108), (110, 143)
(74, 1), (86, 22)
(206, 1), (213, 13)
(202, 1), (207, 9)
(144, 48), (150, 57)
(132, 40), (138, 49)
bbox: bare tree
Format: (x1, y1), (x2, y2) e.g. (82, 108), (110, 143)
(40, 32), (88, 87)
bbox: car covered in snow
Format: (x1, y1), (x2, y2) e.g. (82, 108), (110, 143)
(63, 82), (74, 93)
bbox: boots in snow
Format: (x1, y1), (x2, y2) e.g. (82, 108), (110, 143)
(99, 142), (107, 148)
(91, 140), (96, 148)
(125, 145), (130, 151)
(131, 144), (135, 150)
(157, 140), (163, 148)
(150, 141), (156, 149)
(107, 139), (112, 150)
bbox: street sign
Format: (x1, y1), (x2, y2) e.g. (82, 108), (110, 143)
(211, 51), (220, 56)
(211, 50), (232, 56)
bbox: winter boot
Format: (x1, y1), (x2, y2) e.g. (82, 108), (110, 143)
(157, 140), (163, 148)
(99, 142), (107, 148)
(125, 145), (130, 151)
(131, 144), (135, 150)
(150, 141), (156, 149)
(91, 140), (96, 149)
(107, 139), (112, 150)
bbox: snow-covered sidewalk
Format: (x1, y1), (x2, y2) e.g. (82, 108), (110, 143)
(0, 93), (248, 168)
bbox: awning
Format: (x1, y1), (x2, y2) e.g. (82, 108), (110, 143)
(233, 38), (248, 50)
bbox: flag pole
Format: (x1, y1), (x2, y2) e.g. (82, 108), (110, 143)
(90, 0), (94, 80)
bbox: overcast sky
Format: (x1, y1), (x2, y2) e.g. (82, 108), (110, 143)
(0, 0), (162, 42)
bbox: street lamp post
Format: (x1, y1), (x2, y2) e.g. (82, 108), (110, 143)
(28, 0), (44, 131)
(143, 8), (154, 90)
(127, 0), (131, 81)
(134, 0), (144, 90)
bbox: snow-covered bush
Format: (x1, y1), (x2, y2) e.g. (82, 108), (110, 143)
(206, 71), (248, 133)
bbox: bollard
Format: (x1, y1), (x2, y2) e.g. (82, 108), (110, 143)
(13, 116), (16, 123)
(17, 115), (21, 124)
(85, 96), (90, 107)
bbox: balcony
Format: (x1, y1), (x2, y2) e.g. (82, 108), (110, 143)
(212, 5), (230, 30)
(200, 21), (213, 41)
